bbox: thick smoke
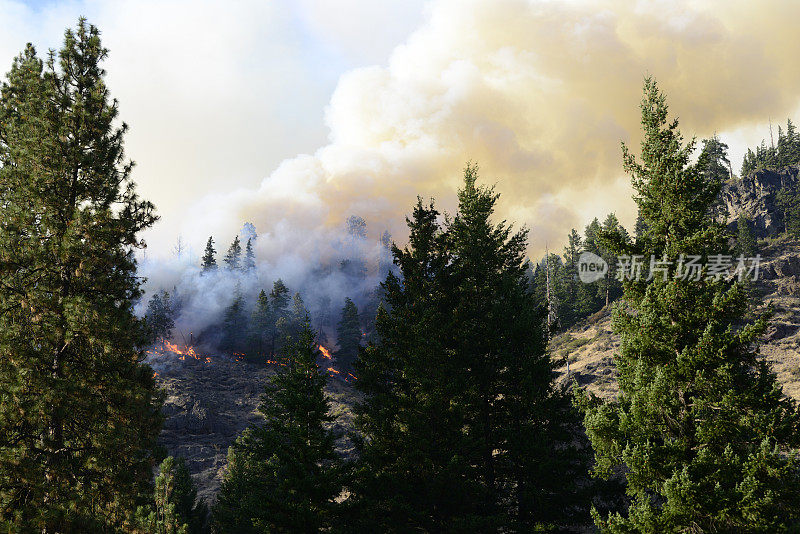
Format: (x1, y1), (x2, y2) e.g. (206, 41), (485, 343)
(177, 0), (800, 260)
(137, 218), (393, 355)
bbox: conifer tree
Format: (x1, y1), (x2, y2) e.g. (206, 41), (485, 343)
(170, 457), (209, 534)
(351, 167), (587, 531)
(269, 279), (290, 312)
(0, 20), (162, 530)
(335, 298), (362, 370)
(221, 284), (248, 354)
(243, 238), (256, 272)
(136, 457), (189, 534)
(145, 290), (176, 341)
(697, 134), (731, 183)
(201, 237), (217, 272)
(223, 236), (242, 271)
(248, 290), (275, 359)
(213, 323), (340, 532)
(581, 78), (800, 532)
(276, 293), (307, 348)
(736, 214), (758, 257)
(776, 181), (800, 237)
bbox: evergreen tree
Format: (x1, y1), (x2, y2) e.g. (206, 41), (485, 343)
(581, 78), (800, 532)
(223, 236), (242, 271)
(170, 457), (209, 534)
(221, 284), (248, 354)
(776, 181), (800, 237)
(697, 134), (731, 183)
(736, 214), (758, 257)
(0, 21), (162, 530)
(335, 298), (362, 370)
(243, 238), (256, 272)
(269, 279), (290, 312)
(145, 290), (176, 341)
(248, 290), (275, 359)
(136, 457), (189, 534)
(201, 236), (217, 272)
(276, 293), (307, 349)
(213, 323), (340, 532)
(350, 167), (588, 531)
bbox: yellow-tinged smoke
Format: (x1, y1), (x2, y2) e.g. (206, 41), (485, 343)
(192, 0), (800, 257)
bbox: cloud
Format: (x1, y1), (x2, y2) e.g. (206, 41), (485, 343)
(188, 0), (800, 258)
(3, 0), (800, 260)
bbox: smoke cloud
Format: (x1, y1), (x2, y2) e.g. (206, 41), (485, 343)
(180, 0), (800, 261)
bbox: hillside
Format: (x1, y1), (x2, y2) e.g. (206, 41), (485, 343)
(552, 236), (800, 401)
(155, 358), (359, 504)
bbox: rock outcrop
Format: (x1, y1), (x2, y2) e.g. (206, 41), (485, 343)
(720, 165), (799, 237)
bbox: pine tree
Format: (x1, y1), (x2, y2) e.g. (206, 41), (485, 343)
(697, 134), (731, 183)
(223, 236), (242, 271)
(201, 236), (217, 272)
(243, 238), (256, 272)
(248, 290), (275, 359)
(776, 181), (800, 237)
(335, 298), (362, 370)
(213, 323), (340, 532)
(170, 457), (209, 534)
(145, 290), (176, 341)
(135, 457), (192, 534)
(276, 292), (307, 348)
(0, 21), (163, 530)
(350, 167), (588, 531)
(736, 214), (758, 257)
(221, 284), (247, 354)
(581, 78), (800, 532)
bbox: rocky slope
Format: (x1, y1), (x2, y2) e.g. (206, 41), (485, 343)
(552, 236), (800, 402)
(154, 356), (359, 504)
(721, 164), (799, 236)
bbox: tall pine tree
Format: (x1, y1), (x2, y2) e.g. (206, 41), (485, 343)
(213, 323), (340, 532)
(223, 236), (242, 271)
(581, 78), (800, 532)
(0, 20), (162, 530)
(350, 166), (587, 531)
(201, 236), (217, 272)
(335, 298), (362, 370)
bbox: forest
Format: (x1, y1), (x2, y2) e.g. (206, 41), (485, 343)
(2, 19), (800, 534)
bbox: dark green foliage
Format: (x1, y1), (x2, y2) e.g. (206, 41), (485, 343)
(243, 238), (256, 272)
(145, 290), (176, 341)
(171, 457), (209, 534)
(221, 284), (248, 354)
(0, 20), (163, 531)
(201, 236), (217, 272)
(276, 293), (308, 350)
(270, 279), (290, 312)
(741, 118), (800, 176)
(136, 457), (189, 534)
(136, 457), (207, 534)
(248, 290), (275, 359)
(335, 298), (362, 370)
(697, 134), (731, 183)
(776, 180), (800, 237)
(223, 236), (242, 271)
(736, 215), (758, 257)
(350, 166), (588, 532)
(581, 78), (800, 532)
(213, 323), (340, 533)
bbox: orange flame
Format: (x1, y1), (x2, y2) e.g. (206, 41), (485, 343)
(319, 345), (333, 360)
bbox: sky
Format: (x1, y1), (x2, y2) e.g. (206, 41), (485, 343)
(2, 0), (800, 260)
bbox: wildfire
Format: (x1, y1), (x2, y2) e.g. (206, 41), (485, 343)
(319, 345), (333, 360)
